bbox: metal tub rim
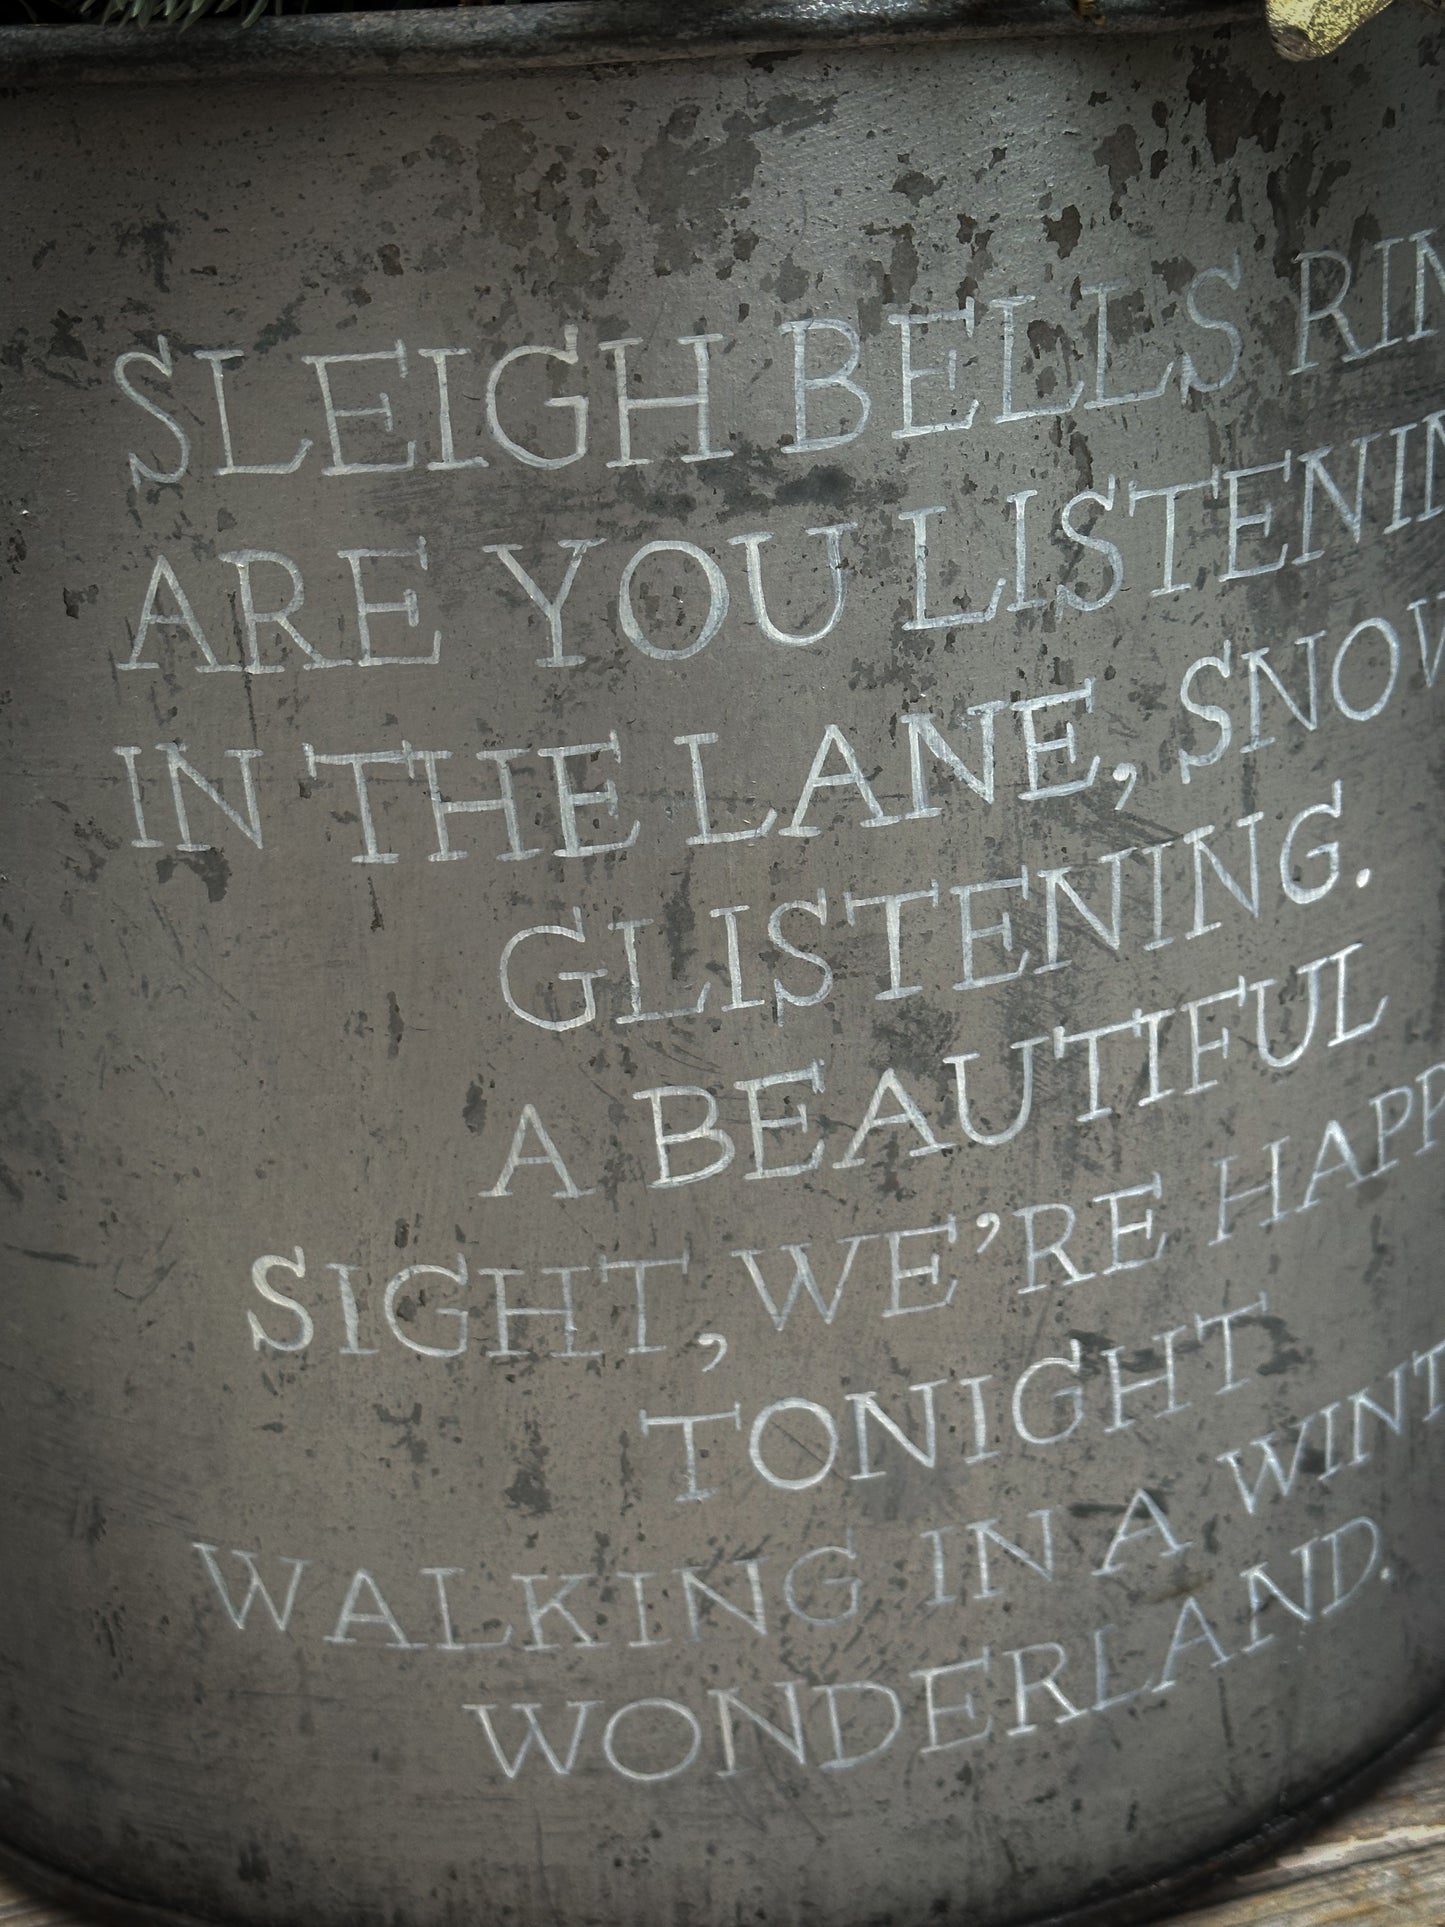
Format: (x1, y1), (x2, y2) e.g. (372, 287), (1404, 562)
(0, 0), (1263, 85)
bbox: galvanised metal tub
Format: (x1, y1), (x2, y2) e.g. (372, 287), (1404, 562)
(0, 4), (1442, 1922)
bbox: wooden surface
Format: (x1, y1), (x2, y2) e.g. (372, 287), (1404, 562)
(1, 1730), (1442, 1926)
(1168, 1728), (1445, 1926)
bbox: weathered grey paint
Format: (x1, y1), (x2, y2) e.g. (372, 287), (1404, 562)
(0, 9), (1443, 1925)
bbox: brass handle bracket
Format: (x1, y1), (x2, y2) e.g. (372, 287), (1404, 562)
(1265, 0), (1397, 58)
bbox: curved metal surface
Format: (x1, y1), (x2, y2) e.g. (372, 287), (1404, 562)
(2, 1693), (1442, 1926)
(0, 8), (1442, 1927)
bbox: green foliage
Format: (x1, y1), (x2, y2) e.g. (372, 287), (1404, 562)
(7, 0), (504, 23)
(58, 0), (293, 24)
